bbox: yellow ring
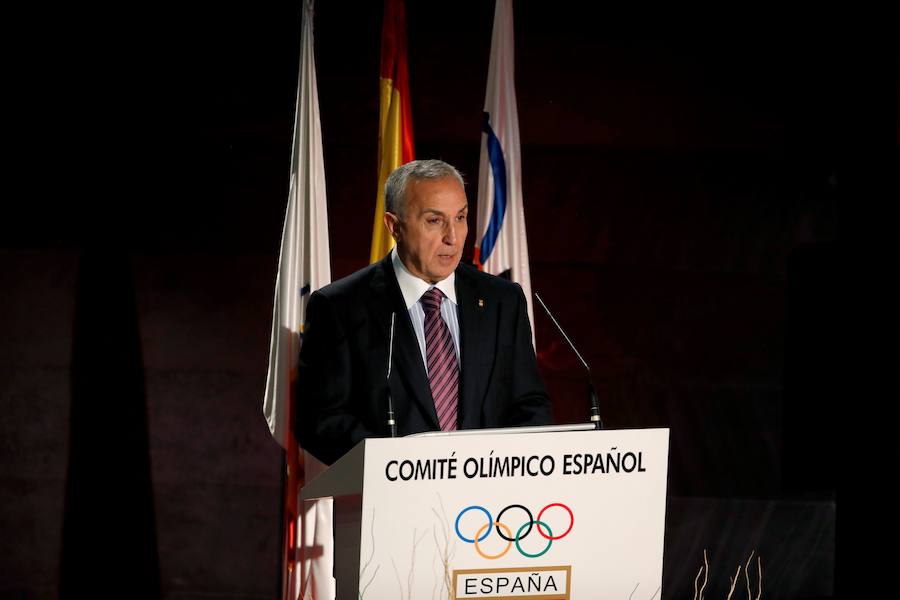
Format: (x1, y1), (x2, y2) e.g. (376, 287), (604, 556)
(473, 521), (513, 560)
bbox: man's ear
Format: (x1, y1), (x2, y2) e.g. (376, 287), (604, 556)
(383, 212), (401, 241)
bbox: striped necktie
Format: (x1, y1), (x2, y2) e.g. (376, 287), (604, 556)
(421, 287), (459, 431)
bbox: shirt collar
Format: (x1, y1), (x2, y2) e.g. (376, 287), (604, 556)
(391, 246), (457, 309)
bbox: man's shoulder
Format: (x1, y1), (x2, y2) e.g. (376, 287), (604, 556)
(317, 261), (385, 301)
(316, 261), (384, 301)
(456, 263), (525, 300)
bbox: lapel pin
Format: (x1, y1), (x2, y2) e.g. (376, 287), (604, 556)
(477, 298), (485, 308)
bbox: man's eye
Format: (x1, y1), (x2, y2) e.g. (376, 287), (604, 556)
(428, 218), (442, 225)
(456, 214), (467, 222)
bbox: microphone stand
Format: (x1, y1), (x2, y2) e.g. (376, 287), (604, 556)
(534, 293), (603, 430)
(386, 312), (398, 437)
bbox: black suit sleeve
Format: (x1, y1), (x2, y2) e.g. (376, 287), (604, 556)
(295, 290), (378, 465)
(503, 283), (554, 427)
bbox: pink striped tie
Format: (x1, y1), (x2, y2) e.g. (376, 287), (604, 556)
(421, 288), (458, 431)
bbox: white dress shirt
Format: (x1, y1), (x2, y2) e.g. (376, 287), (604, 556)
(391, 247), (461, 375)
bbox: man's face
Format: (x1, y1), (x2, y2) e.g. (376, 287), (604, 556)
(385, 176), (469, 284)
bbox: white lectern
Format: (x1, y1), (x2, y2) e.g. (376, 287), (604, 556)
(301, 425), (669, 599)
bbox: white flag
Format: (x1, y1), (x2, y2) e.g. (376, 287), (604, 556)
(262, 1), (334, 598)
(474, 0), (535, 345)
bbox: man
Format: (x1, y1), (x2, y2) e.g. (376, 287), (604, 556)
(296, 159), (552, 465)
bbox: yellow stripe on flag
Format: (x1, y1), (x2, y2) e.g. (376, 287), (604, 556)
(370, 78), (405, 263)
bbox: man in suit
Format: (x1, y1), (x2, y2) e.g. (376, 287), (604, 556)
(296, 159), (552, 465)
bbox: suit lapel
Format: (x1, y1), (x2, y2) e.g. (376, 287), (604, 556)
(368, 256), (439, 429)
(456, 267), (489, 429)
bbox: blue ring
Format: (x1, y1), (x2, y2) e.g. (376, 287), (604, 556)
(455, 506), (493, 543)
(515, 520), (553, 558)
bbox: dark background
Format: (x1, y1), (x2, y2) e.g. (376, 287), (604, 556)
(2, 2), (897, 599)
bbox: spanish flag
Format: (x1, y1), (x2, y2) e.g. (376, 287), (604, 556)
(370, 0), (415, 264)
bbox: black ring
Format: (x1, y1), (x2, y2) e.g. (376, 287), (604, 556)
(496, 504), (533, 541)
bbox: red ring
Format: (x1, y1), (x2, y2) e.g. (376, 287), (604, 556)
(536, 503), (574, 540)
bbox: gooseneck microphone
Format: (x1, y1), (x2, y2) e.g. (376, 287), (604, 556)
(533, 292), (603, 430)
(386, 312), (398, 437)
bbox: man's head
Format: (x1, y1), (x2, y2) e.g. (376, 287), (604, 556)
(384, 159), (468, 284)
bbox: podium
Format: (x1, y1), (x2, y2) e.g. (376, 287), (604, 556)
(301, 425), (669, 599)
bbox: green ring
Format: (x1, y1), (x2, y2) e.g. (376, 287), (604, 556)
(515, 520), (553, 558)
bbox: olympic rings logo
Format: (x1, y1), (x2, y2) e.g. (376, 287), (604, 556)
(454, 503), (574, 559)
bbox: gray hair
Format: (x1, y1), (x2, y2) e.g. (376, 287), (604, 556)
(384, 159), (465, 218)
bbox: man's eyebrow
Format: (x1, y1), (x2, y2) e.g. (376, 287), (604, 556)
(421, 204), (468, 216)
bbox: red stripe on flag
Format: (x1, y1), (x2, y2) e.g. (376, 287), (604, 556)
(381, 0), (415, 162)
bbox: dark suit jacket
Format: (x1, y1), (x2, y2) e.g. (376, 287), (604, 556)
(295, 254), (553, 465)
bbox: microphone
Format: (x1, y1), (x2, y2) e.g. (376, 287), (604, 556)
(386, 312), (398, 437)
(533, 292), (603, 430)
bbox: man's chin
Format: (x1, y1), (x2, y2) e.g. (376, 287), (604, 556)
(428, 262), (459, 282)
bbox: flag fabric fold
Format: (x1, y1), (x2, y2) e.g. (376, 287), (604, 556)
(370, 0), (415, 264)
(474, 0), (535, 345)
(262, 1), (334, 598)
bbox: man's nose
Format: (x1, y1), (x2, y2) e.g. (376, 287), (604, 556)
(443, 223), (457, 244)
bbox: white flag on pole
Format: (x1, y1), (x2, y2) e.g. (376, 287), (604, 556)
(474, 0), (535, 345)
(262, 1), (334, 598)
